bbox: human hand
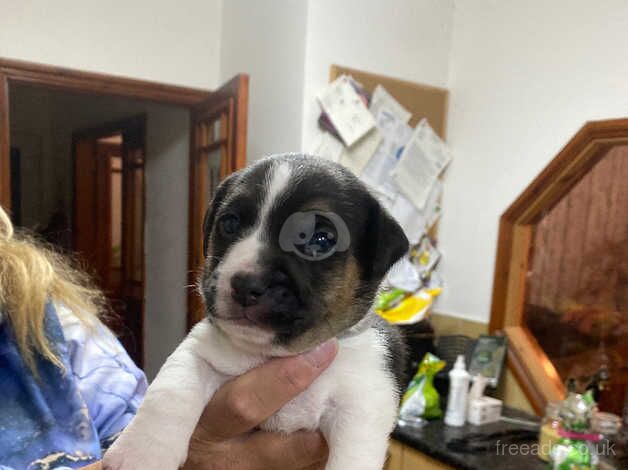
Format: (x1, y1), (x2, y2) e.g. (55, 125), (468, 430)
(182, 339), (338, 470)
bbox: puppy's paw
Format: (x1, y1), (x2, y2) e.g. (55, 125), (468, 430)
(103, 435), (184, 470)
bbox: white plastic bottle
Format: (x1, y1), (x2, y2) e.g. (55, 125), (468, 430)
(444, 355), (471, 427)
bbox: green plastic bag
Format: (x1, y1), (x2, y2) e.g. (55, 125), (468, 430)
(399, 353), (445, 421)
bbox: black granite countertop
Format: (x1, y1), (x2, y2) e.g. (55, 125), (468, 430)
(392, 407), (547, 470)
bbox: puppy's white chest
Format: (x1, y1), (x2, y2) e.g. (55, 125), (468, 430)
(261, 382), (329, 433)
(105, 322), (398, 470)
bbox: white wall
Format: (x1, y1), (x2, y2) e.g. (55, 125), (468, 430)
(142, 106), (190, 379)
(439, 0), (628, 323)
(9, 86), (190, 379)
(0, 0), (223, 89)
(220, 0), (308, 162)
(301, 0), (455, 150)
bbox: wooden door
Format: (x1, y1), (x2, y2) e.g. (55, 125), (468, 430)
(118, 123), (145, 366)
(0, 73), (9, 212)
(187, 75), (249, 328)
(73, 116), (146, 365)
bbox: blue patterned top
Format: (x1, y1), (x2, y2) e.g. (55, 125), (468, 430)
(0, 303), (147, 470)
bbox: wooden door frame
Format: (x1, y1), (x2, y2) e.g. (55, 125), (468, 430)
(71, 113), (147, 284)
(186, 75), (250, 328)
(0, 57), (213, 213)
(0, 57), (248, 337)
(72, 114), (147, 365)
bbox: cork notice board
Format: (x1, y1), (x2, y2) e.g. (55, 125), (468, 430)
(329, 64), (449, 139)
(329, 64), (449, 239)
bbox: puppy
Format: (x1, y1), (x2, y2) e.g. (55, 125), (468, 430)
(105, 154), (409, 470)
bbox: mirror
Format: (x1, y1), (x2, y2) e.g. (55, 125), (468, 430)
(490, 119), (628, 414)
(524, 145), (627, 413)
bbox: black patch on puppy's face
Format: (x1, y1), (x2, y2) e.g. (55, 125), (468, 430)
(200, 154), (408, 353)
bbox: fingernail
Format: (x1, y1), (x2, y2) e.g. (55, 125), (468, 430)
(302, 339), (338, 368)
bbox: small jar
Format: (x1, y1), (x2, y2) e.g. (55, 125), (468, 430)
(538, 401), (562, 462)
(591, 411), (622, 469)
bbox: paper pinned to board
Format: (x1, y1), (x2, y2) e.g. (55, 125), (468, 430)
(387, 257), (421, 292)
(312, 132), (344, 163)
(338, 128), (383, 176)
(369, 85), (412, 123)
(317, 75), (376, 147)
(375, 106), (413, 140)
(391, 119), (452, 210)
(388, 177), (443, 245)
(423, 180), (443, 230)
(389, 193), (427, 245)
(361, 107), (412, 194)
(361, 144), (399, 196)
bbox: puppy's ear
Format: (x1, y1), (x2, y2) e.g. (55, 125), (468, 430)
(363, 196), (409, 281)
(203, 173), (237, 257)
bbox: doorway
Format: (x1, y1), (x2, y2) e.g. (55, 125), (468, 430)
(0, 58), (248, 376)
(73, 117), (146, 364)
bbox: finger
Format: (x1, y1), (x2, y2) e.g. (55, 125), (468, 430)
(197, 339), (337, 440)
(185, 431), (327, 470)
(300, 459), (328, 470)
(234, 431), (328, 470)
(300, 463), (327, 470)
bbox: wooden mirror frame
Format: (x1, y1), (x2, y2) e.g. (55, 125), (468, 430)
(489, 118), (628, 414)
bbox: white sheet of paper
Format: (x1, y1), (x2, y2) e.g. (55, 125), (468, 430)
(387, 257), (421, 291)
(339, 128), (382, 176)
(369, 85), (412, 123)
(361, 108), (412, 195)
(389, 193), (427, 245)
(312, 132), (344, 163)
(375, 108), (413, 141)
(385, 179), (443, 245)
(317, 75), (375, 147)
(423, 180), (443, 230)
(361, 146), (398, 194)
(391, 119), (452, 210)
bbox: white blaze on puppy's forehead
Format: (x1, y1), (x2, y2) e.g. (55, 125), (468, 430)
(260, 161), (292, 224)
(217, 161), (293, 283)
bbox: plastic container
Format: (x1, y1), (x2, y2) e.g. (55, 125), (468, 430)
(538, 401), (561, 462)
(444, 355), (470, 427)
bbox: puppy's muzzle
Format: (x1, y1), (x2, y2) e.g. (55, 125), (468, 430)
(230, 269), (300, 327)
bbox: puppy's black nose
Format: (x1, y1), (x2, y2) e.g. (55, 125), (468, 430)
(231, 273), (267, 306)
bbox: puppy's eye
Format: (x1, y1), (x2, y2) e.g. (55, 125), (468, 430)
(301, 217), (337, 258)
(218, 214), (240, 237)
(279, 211), (350, 261)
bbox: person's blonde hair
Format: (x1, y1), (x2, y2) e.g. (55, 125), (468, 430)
(0, 205), (106, 372)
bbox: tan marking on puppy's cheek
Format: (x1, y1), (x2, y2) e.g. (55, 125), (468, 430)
(321, 256), (360, 317)
(285, 256), (365, 353)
